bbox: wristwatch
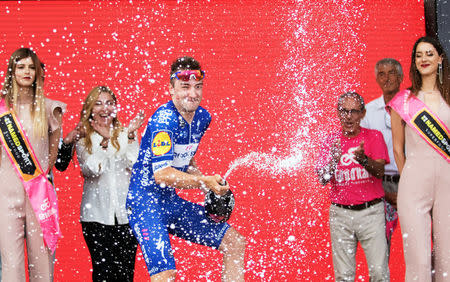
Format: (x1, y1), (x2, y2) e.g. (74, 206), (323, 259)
(359, 154), (369, 167)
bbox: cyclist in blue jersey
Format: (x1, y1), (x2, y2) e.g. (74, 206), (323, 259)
(127, 56), (246, 281)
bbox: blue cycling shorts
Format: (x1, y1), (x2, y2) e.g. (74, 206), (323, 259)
(128, 191), (230, 276)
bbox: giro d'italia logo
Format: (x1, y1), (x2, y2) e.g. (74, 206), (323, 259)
(152, 131), (172, 156)
(340, 147), (359, 166)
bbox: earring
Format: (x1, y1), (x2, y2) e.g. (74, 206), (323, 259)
(438, 63), (443, 85)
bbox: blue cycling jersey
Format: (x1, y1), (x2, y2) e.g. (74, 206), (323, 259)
(126, 100), (230, 276)
(128, 100), (210, 199)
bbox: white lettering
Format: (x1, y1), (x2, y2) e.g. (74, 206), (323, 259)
(38, 207), (57, 221)
(335, 167), (370, 183)
(152, 161), (171, 172)
(172, 143), (198, 168)
(140, 166), (151, 186)
(157, 110), (173, 125)
(143, 148), (152, 165)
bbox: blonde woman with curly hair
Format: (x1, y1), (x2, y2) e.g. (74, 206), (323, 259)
(0, 48), (65, 281)
(74, 86), (144, 282)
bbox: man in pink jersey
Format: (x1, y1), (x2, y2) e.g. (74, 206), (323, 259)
(316, 92), (390, 281)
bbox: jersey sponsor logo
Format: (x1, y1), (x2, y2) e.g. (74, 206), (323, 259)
(152, 160), (171, 172)
(157, 109), (173, 125)
(143, 148), (152, 165)
(139, 165), (151, 186)
(152, 131), (172, 156)
(216, 224), (229, 241)
(156, 234), (168, 263)
(173, 143), (199, 168)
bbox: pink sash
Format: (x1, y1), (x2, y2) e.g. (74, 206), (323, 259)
(0, 99), (60, 253)
(387, 89), (450, 163)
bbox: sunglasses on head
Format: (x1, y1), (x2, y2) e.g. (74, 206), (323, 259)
(170, 70), (205, 81)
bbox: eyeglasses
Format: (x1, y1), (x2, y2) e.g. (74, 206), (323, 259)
(338, 107), (363, 116)
(170, 70), (205, 81)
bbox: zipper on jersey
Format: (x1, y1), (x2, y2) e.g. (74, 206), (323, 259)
(188, 122), (192, 145)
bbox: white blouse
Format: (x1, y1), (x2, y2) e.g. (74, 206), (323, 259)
(76, 129), (139, 225)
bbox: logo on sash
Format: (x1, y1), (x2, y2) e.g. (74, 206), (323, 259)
(413, 109), (450, 158)
(0, 100), (61, 253)
(387, 90), (450, 163)
(0, 113), (40, 179)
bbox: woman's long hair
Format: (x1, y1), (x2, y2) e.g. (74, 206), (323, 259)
(1, 48), (47, 137)
(79, 86), (122, 154)
(409, 36), (450, 106)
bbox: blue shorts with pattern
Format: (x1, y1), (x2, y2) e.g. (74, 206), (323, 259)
(128, 189), (230, 276)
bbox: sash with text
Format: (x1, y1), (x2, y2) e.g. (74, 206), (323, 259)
(387, 90), (450, 163)
(0, 99), (60, 253)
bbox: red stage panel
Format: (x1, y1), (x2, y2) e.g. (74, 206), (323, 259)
(0, 1), (424, 280)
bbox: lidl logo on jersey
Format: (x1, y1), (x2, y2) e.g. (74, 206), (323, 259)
(152, 131), (172, 156)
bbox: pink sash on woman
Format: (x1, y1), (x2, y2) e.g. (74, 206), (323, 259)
(387, 89), (450, 163)
(0, 99), (60, 253)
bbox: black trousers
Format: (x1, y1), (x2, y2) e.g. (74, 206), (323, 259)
(81, 221), (138, 282)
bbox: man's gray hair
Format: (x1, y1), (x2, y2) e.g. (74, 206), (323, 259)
(337, 92), (365, 110)
(375, 58), (403, 78)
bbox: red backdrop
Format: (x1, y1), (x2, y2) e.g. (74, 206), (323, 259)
(0, 1), (424, 281)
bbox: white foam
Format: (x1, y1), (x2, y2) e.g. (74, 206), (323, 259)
(223, 148), (305, 181)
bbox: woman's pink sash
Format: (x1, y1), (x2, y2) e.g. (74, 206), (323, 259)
(387, 89), (450, 163)
(0, 99), (60, 253)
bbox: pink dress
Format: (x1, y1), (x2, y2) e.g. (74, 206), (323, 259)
(0, 98), (66, 282)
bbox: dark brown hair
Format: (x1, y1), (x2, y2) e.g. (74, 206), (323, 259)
(169, 56), (201, 86)
(409, 36), (450, 106)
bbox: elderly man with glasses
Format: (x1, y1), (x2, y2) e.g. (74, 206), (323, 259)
(316, 92), (390, 281)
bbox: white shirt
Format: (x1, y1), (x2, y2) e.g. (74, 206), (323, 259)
(360, 96), (398, 175)
(76, 129), (139, 225)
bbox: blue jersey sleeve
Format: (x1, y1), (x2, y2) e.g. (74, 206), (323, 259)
(148, 108), (177, 172)
(130, 107), (177, 191)
(129, 119), (154, 191)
